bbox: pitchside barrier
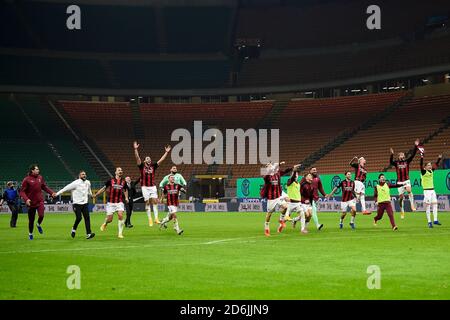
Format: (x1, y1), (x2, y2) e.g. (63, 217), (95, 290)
(237, 169), (450, 198)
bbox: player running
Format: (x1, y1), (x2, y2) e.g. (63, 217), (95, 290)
(389, 139), (420, 218)
(159, 174), (185, 235)
(133, 141), (171, 226)
(373, 174), (404, 231)
(326, 171), (357, 229)
(298, 167), (325, 230)
(282, 168), (306, 233)
(261, 162), (299, 237)
(291, 173), (314, 234)
(54, 170), (95, 239)
(420, 153), (442, 228)
(349, 156), (371, 215)
(19, 164), (55, 240)
(94, 167), (129, 239)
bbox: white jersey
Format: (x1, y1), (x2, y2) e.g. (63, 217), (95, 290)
(56, 179), (92, 205)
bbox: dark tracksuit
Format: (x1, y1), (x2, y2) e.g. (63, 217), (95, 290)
(125, 180), (138, 226)
(2, 187), (19, 227)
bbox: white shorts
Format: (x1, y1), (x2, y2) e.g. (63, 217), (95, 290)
(397, 180), (411, 195)
(142, 186), (158, 201)
(267, 196), (287, 213)
(106, 202), (125, 215)
(423, 190), (437, 204)
(287, 202), (305, 214)
(354, 180), (365, 194)
(168, 205), (178, 214)
(341, 199), (356, 212)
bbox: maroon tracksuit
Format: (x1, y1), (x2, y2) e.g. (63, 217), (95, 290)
(300, 175), (326, 202)
(19, 174), (55, 233)
(373, 182), (402, 227)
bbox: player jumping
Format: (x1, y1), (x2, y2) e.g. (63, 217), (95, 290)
(389, 139), (419, 218)
(326, 171), (357, 229)
(349, 156), (371, 215)
(420, 153), (442, 228)
(291, 173), (314, 234)
(94, 167), (129, 238)
(134, 141), (171, 226)
(159, 174), (185, 235)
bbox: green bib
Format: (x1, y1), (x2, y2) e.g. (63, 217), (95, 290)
(376, 184), (391, 203)
(287, 180), (301, 201)
(421, 170), (434, 189)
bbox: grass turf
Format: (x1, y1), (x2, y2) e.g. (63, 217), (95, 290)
(0, 211), (449, 300)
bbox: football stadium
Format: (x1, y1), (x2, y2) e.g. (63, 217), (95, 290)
(0, 0), (450, 306)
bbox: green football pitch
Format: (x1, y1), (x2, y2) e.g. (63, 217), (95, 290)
(0, 211), (449, 300)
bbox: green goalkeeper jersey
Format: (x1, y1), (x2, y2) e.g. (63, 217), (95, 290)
(159, 173), (187, 189)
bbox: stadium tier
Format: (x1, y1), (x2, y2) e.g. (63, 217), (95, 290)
(59, 101), (135, 181)
(0, 1), (158, 52)
(312, 93), (450, 173)
(237, 34), (450, 87)
(0, 55), (108, 88)
(0, 96), (72, 181)
(275, 92), (407, 170)
(109, 59), (231, 89)
(236, 0), (450, 49)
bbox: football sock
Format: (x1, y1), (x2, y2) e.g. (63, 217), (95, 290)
(264, 222), (270, 230)
(360, 195), (366, 211)
(118, 219), (124, 235)
(409, 193), (414, 205)
(399, 197), (404, 212)
(432, 204), (438, 222)
(146, 207), (152, 220)
(426, 206), (431, 223)
(152, 204), (159, 220)
(350, 216), (355, 224)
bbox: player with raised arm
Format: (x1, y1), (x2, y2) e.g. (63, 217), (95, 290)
(94, 167), (129, 238)
(261, 161), (299, 237)
(349, 156), (371, 215)
(389, 139), (419, 218)
(326, 171), (357, 229)
(54, 170), (95, 239)
(159, 174), (185, 235)
(134, 141), (171, 226)
(373, 174), (404, 231)
(19, 164), (55, 240)
(420, 153), (442, 228)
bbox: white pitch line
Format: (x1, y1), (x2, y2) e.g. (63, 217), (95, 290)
(0, 231), (448, 255)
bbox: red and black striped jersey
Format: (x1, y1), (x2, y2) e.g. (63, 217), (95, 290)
(390, 146), (417, 182)
(262, 168), (292, 200)
(163, 183), (182, 207)
(351, 163), (367, 182)
(104, 178), (128, 203)
(138, 162), (159, 187)
(300, 182), (315, 204)
(338, 179), (355, 202)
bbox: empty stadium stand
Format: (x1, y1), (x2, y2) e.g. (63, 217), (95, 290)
(312, 93), (450, 173)
(0, 95), (72, 181)
(274, 92), (407, 172)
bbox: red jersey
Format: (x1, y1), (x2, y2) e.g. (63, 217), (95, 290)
(261, 168), (292, 200)
(351, 163), (367, 182)
(390, 146), (417, 182)
(300, 181), (315, 205)
(19, 174), (55, 208)
(163, 183), (183, 206)
(300, 175), (326, 201)
(139, 162), (159, 187)
(338, 179), (355, 202)
(105, 177), (128, 203)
